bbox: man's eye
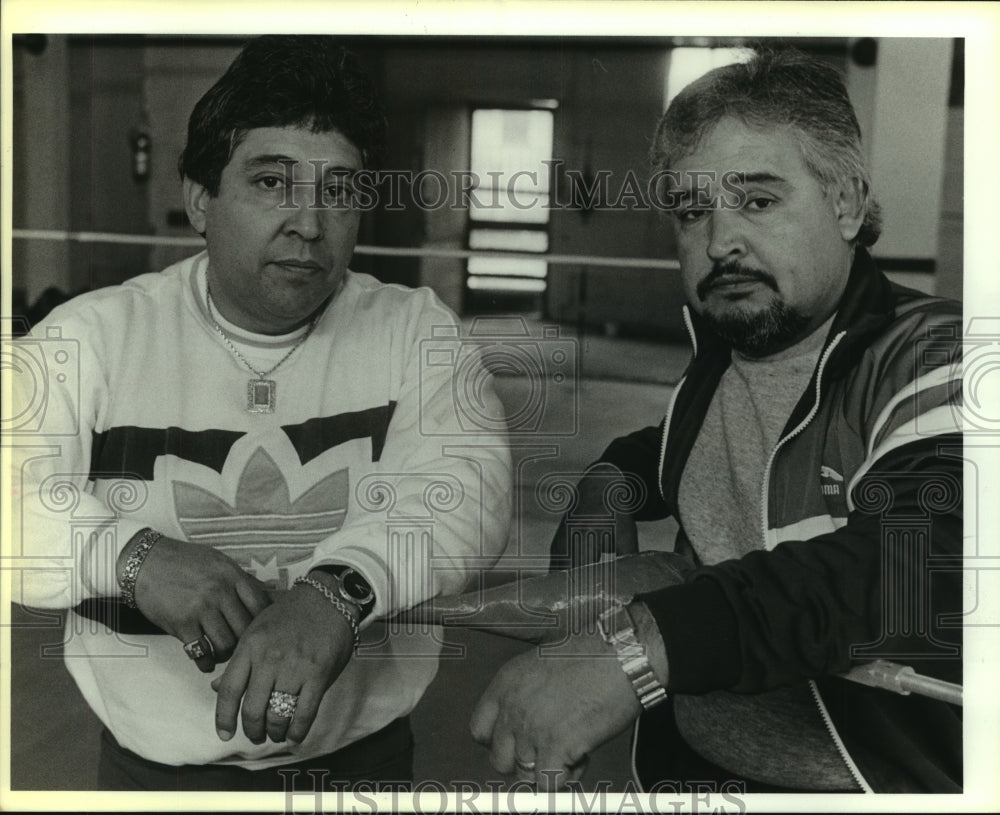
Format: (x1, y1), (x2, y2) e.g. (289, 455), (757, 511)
(746, 197), (775, 211)
(255, 175), (285, 190)
(676, 208), (709, 223)
(323, 185), (355, 207)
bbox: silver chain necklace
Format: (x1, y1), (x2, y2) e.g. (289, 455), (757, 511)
(206, 283), (318, 413)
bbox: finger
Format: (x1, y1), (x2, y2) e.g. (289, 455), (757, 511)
(178, 626), (216, 674)
(265, 685), (302, 744)
(214, 653), (251, 741)
(533, 754), (589, 792)
(216, 594), (254, 645)
(566, 753), (590, 784)
(535, 744), (585, 792)
(513, 742), (539, 784)
(286, 679), (324, 744)
(199, 610), (237, 664)
(236, 578), (272, 618)
(488, 728), (517, 775)
(240, 672), (274, 745)
(469, 693), (500, 745)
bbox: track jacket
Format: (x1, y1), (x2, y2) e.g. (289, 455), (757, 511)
(596, 249), (963, 793)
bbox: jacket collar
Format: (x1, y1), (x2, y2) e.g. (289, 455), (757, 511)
(823, 248), (897, 375)
(661, 248), (898, 517)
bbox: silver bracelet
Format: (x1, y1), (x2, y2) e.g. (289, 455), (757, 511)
(598, 603), (668, 710)
(118, 528), (163, 609)
(293, 576), (360, 647)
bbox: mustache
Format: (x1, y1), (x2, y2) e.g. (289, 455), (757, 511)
(696, 262), (779, 301)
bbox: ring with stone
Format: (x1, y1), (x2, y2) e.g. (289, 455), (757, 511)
(183, 634), (214, 660)
(268, 690), (299, 719)
(515, 757), (537, 773)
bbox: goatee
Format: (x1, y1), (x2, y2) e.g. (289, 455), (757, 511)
(701, 299), (813, 358)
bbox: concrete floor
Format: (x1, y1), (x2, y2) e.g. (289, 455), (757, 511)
(7, 322), (690, 792)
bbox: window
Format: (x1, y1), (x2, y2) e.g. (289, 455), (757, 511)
(466, 108), (554, 301)
(665, 47), (753, 107)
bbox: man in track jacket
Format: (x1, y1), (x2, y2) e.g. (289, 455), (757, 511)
(470, 48), (963, 794)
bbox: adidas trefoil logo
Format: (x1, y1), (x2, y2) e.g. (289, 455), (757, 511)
(172, 447), (350, 589)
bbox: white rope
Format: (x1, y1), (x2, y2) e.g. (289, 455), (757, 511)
(13, 229), (203, 248)
(11, 228), (681, 272)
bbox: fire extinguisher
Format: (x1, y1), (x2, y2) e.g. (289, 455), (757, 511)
(130, 127), (151, 182)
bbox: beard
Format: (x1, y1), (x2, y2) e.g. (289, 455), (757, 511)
(701, 298), (813, 358)
(695, 260), (813, 358)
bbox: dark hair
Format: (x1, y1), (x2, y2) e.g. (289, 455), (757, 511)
(651, 48), (881, 247)
(178, 35), (387, 195)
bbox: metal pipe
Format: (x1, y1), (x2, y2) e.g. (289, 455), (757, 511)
(843, 659), (962, 706)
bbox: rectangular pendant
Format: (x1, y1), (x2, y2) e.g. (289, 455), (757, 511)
(247, 379), (276, 413)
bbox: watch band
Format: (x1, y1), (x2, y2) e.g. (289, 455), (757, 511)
(293, 577), (360, 647)
(598, 604), (667, 710)
(310, 564), (376, 621)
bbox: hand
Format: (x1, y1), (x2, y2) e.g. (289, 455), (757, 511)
(470, 633), (643, 791)
(132, 536), (271, 672)
(211, 579), (356, 745)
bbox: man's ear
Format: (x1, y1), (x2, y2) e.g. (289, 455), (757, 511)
(834, 177), (866, 242)
(183, 177), (211, 236)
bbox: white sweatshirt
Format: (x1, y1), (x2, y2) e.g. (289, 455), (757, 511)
(9, 251), (511, 768)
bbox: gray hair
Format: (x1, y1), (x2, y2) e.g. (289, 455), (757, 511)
(651, 48), (881, 247)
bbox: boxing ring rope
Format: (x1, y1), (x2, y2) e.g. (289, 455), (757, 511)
(11, 228), (682, 271)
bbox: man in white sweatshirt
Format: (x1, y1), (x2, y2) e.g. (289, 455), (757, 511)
(9, 35), (511, 791)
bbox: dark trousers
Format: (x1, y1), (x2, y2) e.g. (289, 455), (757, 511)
(635, 698), (826, 795)
(97, 716), (414, 792)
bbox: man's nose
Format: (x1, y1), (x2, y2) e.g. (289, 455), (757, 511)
(705, 209), (746, 261)
(282, 193), (325, 241)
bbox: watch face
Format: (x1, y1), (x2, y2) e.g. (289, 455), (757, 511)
(341, 569), (374, 605)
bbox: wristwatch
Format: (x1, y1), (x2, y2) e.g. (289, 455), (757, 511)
(598, 603), (667, 710)
(311, 565), (376, 621)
